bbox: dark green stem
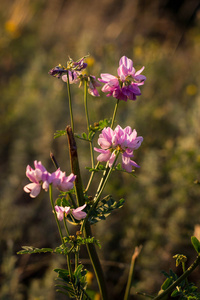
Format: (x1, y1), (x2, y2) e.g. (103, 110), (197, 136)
(153, 255), (200, 300)
(66, 71), (74, 132)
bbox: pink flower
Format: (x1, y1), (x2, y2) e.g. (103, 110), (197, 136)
(24, 161), (76, 198)
(88, 75), (101, 96)
(99, 56), (146, 101)
(24, 161), (51, 198)
(55, 205), (71, 221)
(62, 71), (80, 84)
(72, 204), (87, 220)
(51, 169), (76, 192)
(54, 204), (87, 221)
(94, 125), (143, 172)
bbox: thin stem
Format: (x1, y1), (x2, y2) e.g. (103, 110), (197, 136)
(63, 217), (70, 236)
(124, 246), (142, 300)
(49, 184), (73, 278)
(49, 184), (65, 246)
(81, 153), (119, 232)
(84, 79), (95, 169)
(68, 192), (77, 208)
(85, 99), (120, 192)
(182, 262), (189, 287)
(153, 255), (200, 300)
(66, 71), (74, 132)
(111, 99), (120, 129)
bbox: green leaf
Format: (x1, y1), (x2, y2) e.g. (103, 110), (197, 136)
(191, 236), (200, 254)
(54, 130), (66, 139)
(88, 195), (125, 224)
(17, 246), (54, 255)
(161, 277), (173, 290)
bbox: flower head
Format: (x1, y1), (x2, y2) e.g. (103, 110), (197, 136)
(72, 204), (87, 220)
(24, 160), (51, 198)
(99, 56), (146, 101)
(51, 169), (76, 192)
(54, 204), (87, 221)
(24, 161), (76, 198)
(94, 125), (143, 172)
(55, 205), (70, 221)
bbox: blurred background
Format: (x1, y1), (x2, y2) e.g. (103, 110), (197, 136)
(0, 0), (200, 299)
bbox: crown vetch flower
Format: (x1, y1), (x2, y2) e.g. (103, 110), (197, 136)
(24, 161), (51, 198)
(51, 169), (76, 192)
(55, 204), (87, 221)
(55, 205), (71, 221)
(24, 161), (76, 197)
(94, 125), (143, 172)
(72, 204), (87, 220)
(99, 56), (146, 101)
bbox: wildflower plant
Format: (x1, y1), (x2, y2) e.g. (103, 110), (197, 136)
(18, 55), (200, 300)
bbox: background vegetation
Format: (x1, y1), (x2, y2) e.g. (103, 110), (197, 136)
(0, 0), (200, 299)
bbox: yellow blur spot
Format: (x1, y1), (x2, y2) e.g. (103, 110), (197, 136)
(196, 155), (200, 163)
(186, 84), (197, 96)
(86, 271), (94, 286)
(5, 21), (20, 38)
(134, 46), (142, 57)
(85, 57), (95, 67)
(94, 293), (101, 300)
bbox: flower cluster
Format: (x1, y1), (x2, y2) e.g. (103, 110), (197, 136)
(24, 161), (76, 198)
(99, 56), (146, 101)
(55, 204), (87, 221)
(94, 125), (143, 172)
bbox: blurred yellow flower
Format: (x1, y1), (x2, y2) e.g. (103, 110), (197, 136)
(85, 57), (95, 67)
(186, 84), (197, 96)
(94, 293), (101, 300)
(5, 21), (20, 38)
(86, 271), (94, 286)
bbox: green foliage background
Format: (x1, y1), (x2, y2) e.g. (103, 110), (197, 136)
(0, 0), (200, 299)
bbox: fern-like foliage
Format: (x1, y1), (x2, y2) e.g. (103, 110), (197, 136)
(88, 195), (125, 225)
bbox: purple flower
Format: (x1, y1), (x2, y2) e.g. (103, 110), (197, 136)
(24, 161), (51, 198)
(48, 65), (67, 78)
(99, 56), (146, 101)
(72, 204), (87, 220)
(94, 125), (143, 172)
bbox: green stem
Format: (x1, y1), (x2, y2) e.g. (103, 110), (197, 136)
(84, 79), (95, 169)
(66, 71), (74, 132)
(49, 184), (73, 278)
(85, 99), (120, 192)
(182, 262), (189, 287)
(49, 184), (65, 246)
(124, 246), (142, 300)
(63, 217), (70, 236)
(111, 99), (119, 129)
(84, 223), (108, 300)
(81, 153), (119, 232)
(153, 255), (200, 300)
